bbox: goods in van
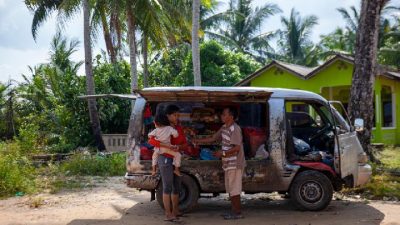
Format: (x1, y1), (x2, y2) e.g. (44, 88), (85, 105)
(191, 108), (219, 122)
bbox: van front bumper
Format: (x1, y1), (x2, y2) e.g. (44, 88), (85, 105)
(356, 164), (372, 186)
(125, 173), (160, 190)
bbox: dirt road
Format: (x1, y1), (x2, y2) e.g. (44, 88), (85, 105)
(0, 177), (399, 225)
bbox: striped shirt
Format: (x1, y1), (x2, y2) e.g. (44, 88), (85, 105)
(213, 122), (246, 171)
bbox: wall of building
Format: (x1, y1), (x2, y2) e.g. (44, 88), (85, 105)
(249, 59), (400, 145)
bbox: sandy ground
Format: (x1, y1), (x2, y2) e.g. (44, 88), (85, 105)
(0, 177), (399, 225)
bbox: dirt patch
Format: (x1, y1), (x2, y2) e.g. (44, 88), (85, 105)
(0, 177), (399, 225)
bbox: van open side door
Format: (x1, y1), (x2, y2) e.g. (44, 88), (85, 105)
(329, 101), (359, 186)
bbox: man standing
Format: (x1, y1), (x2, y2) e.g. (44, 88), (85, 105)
(194, 106), (245, 220)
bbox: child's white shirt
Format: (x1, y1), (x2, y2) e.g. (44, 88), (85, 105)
(148, 126), (179, 146)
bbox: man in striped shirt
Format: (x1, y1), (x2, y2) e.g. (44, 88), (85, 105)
(194, 107), (245, 219)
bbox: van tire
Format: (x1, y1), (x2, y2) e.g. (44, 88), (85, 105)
(156, 174), (199, 212)
(290, 170), (333, 211)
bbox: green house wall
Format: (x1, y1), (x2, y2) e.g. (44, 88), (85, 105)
(250, 60), (399, 145)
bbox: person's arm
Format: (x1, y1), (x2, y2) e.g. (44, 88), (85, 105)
(193, 128), (221, 144)
(148, 136), (173, 149)
(214, 125), (242, 158)
(214, 145), (240, 158)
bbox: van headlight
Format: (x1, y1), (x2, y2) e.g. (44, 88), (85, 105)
(358, 152), (369, 164)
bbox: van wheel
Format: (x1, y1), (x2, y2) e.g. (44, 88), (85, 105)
(156, 174), (199, 212)
(290, 170), (333, 211)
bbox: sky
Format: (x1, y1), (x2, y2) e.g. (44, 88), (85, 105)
(0, 0), (399, 83)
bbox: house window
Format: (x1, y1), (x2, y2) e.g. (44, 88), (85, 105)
(292, 104), (309, 113)
(381, 85), (394, 127)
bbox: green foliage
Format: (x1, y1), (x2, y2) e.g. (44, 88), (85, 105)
(207, 0), (281, 62)
(149, 40), (261, 86)
(347, 146), (400, 200)
(16, 34), (132, 153)
(277, 8), (320, 66)
(93, 58), (131, 134)
(0, 142), (36, 198)
(60, 152), (126, 176)
(379, 146), (400, 171)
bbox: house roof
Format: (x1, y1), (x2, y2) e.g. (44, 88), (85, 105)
(235, 54), (400, 86)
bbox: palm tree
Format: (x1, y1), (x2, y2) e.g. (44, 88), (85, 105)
(322, 4), (398, 56)
(208, 0), (281, 62)
(348, 0), (388, 162)
(379, 19), (400, 69)
(25, 0), (106, 151)
(83, 0), (106, 151)
(192, 0), (202, 86)
(278, 8), (319, 66)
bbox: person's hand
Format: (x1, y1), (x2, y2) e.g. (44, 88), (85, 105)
(213, 150), (223, 158)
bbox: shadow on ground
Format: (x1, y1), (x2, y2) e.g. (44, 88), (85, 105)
(67, 195), (385, 225)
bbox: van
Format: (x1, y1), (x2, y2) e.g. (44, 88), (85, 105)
(91, 87), (372, 212)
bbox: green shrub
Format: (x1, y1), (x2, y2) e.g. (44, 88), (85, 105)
(0, 142), (36, 198)
(61, 152), (125, 176)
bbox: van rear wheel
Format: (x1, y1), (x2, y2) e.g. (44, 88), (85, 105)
(290, 170), (333, 211)
(156, 174), (199, 212)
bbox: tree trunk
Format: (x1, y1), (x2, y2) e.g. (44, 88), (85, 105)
(83, 0), (106, 151)
(126, 6), (143, 173)
(5, 88), (16, 139)
(142, 34), (149, 87)
(348, 0), (387, 163)
(110, 10), (122, 60)
(192, 0), (201, 86)
(100, 7), (116, 63)
(127, 9), (138, 92)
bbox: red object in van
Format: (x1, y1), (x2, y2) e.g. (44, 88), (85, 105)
(140, 146), (153, 160)
(184, 145), (200, 158)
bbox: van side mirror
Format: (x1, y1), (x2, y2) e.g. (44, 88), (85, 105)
(354, 118), (364, 132)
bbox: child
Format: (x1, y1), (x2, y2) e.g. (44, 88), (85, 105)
(149, 113), (182, 176)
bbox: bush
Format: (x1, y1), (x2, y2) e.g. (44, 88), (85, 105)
(0, 142), (36, 198)
(60, 152), (126, 176)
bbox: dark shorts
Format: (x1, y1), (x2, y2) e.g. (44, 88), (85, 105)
(158, 154), (182, 195)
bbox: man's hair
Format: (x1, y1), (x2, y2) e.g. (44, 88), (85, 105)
(165, 104), (180, 115)
(154, 113), (170, 126)
(225, 106), (238, 120)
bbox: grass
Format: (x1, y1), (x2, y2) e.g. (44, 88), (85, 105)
(353, 146), (400, 200)
(379, 146), (400, 171)
(60, 152), (126, 176)
(0, 142), (36, 198)
(0, 141), (126, 198)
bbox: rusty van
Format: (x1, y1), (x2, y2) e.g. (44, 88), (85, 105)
(113, 87), (372, 212)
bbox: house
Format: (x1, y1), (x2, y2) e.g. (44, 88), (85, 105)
(235, 54), (400, 145)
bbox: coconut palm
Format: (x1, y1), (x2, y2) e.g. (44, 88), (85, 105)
(208, 0), (281, 62)
(25, 0), (106, 150)
(348, 0), (389, 162)
(321, 4), (398, 56)
(277, 8), (319, 66)
(192, 0), (202, 86)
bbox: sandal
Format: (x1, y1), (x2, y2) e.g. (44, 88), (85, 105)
(223, 213), (244, 220)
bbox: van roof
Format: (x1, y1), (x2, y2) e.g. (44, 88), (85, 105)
(140, 86), (327, 102)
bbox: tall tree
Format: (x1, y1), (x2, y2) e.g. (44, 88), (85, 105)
(348, 0), (388, 162)
(25, 0), (106, 151)
(83, 0), (106, 151)
(192, 0), (202, 86)
(209, 0), (281, 62)
(278, 8), (319, 66)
